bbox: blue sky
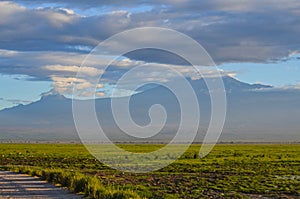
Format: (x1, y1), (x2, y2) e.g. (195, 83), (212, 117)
(0, 74), (51, 110)
(220, 54), (300, 86)
(0, 0), (300, 110)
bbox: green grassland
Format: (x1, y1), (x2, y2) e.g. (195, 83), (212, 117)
(0, 144), (299, 198)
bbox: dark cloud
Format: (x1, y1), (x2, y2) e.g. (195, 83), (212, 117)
(0, 2), (133, 51)
(13, 0), (300, 12)
(14, 0), (154, 9)
(0, 0), (299, 76)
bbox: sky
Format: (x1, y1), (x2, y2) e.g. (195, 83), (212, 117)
(0, 0), (300, 110)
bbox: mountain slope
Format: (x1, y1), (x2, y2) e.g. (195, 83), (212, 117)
(0, 76), (299, 142)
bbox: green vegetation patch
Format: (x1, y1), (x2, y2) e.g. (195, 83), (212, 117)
(0, 143), (299, 198)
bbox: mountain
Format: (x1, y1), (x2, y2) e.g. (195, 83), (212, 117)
(0, 76), (299, 142)
(221, 76), (272, 91)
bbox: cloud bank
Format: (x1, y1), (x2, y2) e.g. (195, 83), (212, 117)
(1, 1), (299, 62)
(1, 1), (300, 96)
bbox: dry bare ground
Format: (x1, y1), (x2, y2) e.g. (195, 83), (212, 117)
(0, 171), (82, 199)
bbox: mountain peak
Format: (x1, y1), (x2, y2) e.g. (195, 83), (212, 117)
(40, 90), (67, 101)
(186, 76), (272, 93)
(221, 76), (272, 91)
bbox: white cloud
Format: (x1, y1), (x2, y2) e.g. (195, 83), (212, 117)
(44, 65), (104, 76)
(49, 76), (103, 97)
(282, 83), (300, 90)
(0, 47), (235, 97)
(57, 8), (75, 15)
(50, 76), (78, 93)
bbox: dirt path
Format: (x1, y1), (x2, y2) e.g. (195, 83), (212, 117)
(0, 171), (83, 199)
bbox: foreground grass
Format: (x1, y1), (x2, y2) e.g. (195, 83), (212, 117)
(0, 165), (142, 199)
(0, 144), (299, 198)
